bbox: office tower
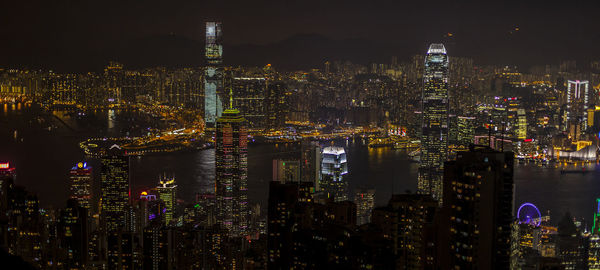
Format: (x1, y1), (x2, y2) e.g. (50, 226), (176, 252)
(510, 222), (543, 269)
(101, 144), (130, 232)
(566, 80), (590, 138)
(267, 181), (299, 269)
(215, 106), (248, 237)
(204, 22), (224, 125)
(354, 188), (375, 225)
(418, 43), (449, 204)
(156, 176), (177, 225)
(320, 146), (348, 202)
(143, 226), (170, 270)
(59, 199), (89, 269)
(272, 159), (301, 183)
(301, 141), (321, 188)
(517, 108), (527, 140)
(591, 238), (600, 269)
(456, 116), (475, 147)
(371, 194), (438, 269)
(591, 199), (600, 270)
(0, 162), (16, 215)
(441, 146), (514, 269)
(557, 212), (589, 269)
(69, 162), (92, 211)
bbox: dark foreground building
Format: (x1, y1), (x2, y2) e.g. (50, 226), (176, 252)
(439, 146), (514, 269)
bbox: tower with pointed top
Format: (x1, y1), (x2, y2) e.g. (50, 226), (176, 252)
(418, 43), (449, 205)
(215, 101), (248, 236)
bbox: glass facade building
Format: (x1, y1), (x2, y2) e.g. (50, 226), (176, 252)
(69, 162), (92, 211)
(204, 22), (224, 125)
(100, 145), (130, 232)
(215, 108), (248, 236)
(320, 146), (348, 202)
(418, 43), (449, 204)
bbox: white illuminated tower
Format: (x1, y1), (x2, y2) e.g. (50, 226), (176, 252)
(204, 22), (224, 125)
(320, 146), (348, 201)
(566, 80), (590, 138)
(418, 43), (449, 205)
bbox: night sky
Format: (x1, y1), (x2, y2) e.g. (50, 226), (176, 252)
(2, 0), (600, 71)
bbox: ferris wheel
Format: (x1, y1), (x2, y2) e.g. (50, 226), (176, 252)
(517, 202), (542, 227)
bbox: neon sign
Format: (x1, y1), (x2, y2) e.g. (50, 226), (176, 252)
(0, 163), (9, 169)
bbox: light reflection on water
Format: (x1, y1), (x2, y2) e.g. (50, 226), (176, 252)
(0, 106), (599, 224)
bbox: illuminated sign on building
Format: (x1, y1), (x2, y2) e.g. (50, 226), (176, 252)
(0, 162), (9, 169)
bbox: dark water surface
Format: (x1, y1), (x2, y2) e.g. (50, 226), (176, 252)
(1, 104), (599, 225)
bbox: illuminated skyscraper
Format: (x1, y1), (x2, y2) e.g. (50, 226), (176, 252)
(156, 176), (177, 225)
(320, 146), (348, 202)
(272, 159), (301, 183)
(456, 116), (475, 147)
(566, 80), (590, 138)
(204, 22), (224, 125)
(354, 188), (375, 225)
(101, 145), (130, 232)
(592, 199), (600, 269)
(69, 162), (92, 211)
(418, 43), (449, 204)
(215, 105), (248, 236)
(0, 162), (16, 214)
(301, 141), (321, 189)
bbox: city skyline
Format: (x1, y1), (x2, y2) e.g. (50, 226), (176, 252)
(3, 3), (600, 268)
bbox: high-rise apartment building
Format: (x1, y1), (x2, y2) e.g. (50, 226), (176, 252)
(418, 43), (449, 204)
(215, 107), (248, 237)
(320, 146), (348, 202)
(101, 145), (130, 232)
(69, 162), (92, 211)
(441, 146), (514, 269)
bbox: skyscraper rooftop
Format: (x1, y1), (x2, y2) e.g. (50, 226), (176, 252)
(427, 43), (447, 54)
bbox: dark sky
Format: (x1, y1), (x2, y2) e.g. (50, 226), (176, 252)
(2, 0), (600, 71)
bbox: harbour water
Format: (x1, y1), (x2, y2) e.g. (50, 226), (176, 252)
(1, 104), (600, 226)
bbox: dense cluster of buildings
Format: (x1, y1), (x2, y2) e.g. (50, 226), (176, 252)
(4, 17), (600, 268)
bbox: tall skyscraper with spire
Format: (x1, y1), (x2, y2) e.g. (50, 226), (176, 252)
(418, 43), (449, 204)
(215, 87), (248, 236)
(204, 22), (224, 125)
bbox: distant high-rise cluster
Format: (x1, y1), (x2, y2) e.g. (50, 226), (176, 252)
(418, 43), (449, 204)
